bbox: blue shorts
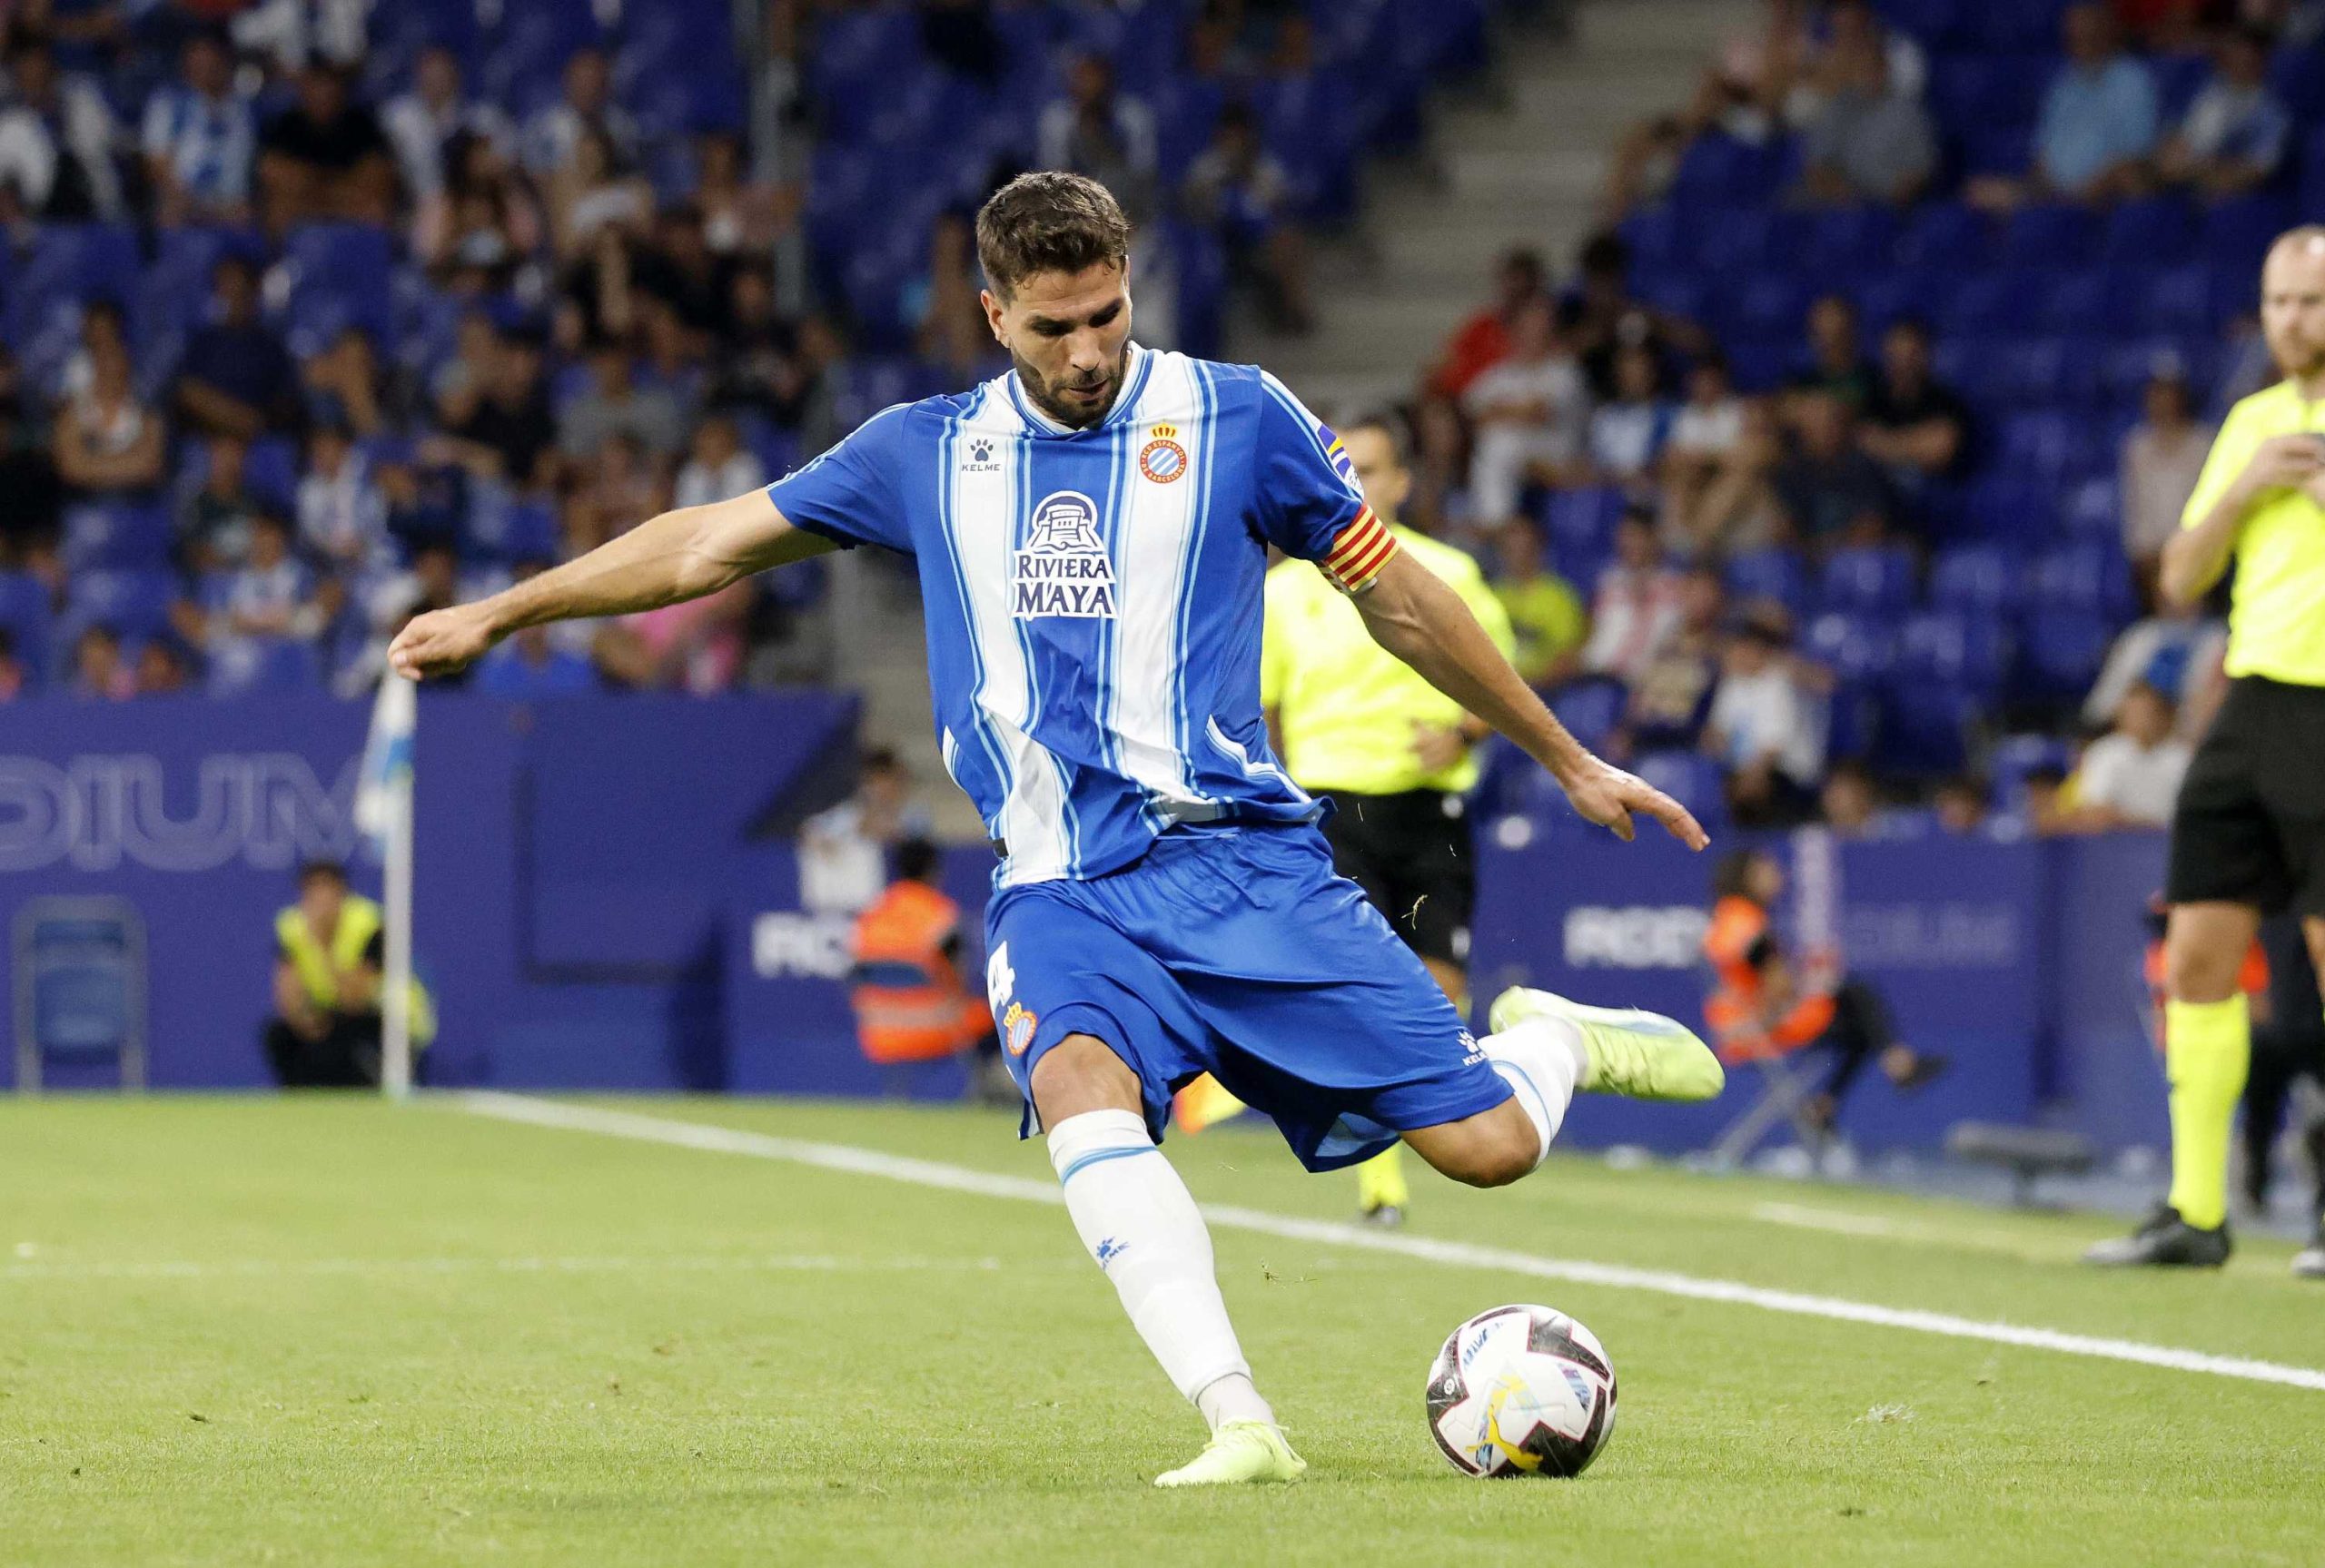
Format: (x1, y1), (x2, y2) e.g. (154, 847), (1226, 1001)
(985, 822), (1511, 1172)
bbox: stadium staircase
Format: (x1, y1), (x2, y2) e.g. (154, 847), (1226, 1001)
(1254, 0), (1756, 410)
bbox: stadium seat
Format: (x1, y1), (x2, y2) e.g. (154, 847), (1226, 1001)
(2029, 540), (2135, 617)
(207, 636), (322, 696)
(1897, 609), (2009, 695)
(1958, 476), (2058, 543)
(1631, 749), (1729, 832)
(1994, 409), (2102, 482)
(1817, 545), (1917, 615)
(1995, 203), (2096, 270)
(57, 569), (179, 652)
(1803, 611), (1896, 684)
(2015, 610), (2114, 705)
(1928, 543), (2025, 613)
(1549, 677), (1627, 753)
(1875, 678), (1977, 776)
(1724, 547), (1811, 619)
(58, 502), (173, 574)
(2099, 195), (2199, 267)
(0, 570), (53, 678)
(2201, 195), (2297, 281)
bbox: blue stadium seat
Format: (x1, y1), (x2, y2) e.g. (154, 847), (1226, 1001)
(1960, 476), (2058, 543)
(207, 636), (322, 695)
(2272, 44), (2325, 123)
(2201, 195), (2297, 281)
(1995, 202), (2096, 270)
(1994, 409), (2103, 481)
(0, 570), (53, 679)
(1725, 547), (1811, 618)
(1934, 270), (2043, 337)
(1991, 732), (2073, 808)
(1818, 545), (1917, 615)
(1875, 678), (1977, 776)
(1632, 749), (1729, 831)
(1549, 677), (1627, 752)
(58, 502), (173, 574)
(2149, 50), (2213, 123)
(2057, 476), (2123, 539)
(1898, 608), (2009, 695)
(1797, 205), (1899, 281)
(2014, 610), (2113, 705)
(2029, 540), (2135, 617)
(58, 569), (179, 651)
(1618, 203), (1689, 271)
(1803, 610), (1897, 684)
(2100, 194), (2199, 267)
(1928, 543), (2025, 614)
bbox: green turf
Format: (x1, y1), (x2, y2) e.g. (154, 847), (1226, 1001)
(3, 1095), (2319, 1567)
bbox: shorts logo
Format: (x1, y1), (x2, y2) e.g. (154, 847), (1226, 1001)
(1139, 424), (1187, 484)
(1015, 490), (1118, 619)
(1003, 1001), (1038, 1057)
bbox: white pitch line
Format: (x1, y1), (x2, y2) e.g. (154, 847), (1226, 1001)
(449, 1092), (2325, 1395)
(1750, 1201), (1929, 1239)
(0, 1253), (1020, 1284)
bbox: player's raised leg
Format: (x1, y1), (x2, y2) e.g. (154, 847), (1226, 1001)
(1034, 1035), (1306, 1487)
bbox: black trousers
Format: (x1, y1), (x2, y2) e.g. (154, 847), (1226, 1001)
(263, 1012), (385, 1089)
(1813, 980), (1896, 1103)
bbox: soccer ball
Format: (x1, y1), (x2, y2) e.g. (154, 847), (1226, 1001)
(1425, 1303), (1617, 1478)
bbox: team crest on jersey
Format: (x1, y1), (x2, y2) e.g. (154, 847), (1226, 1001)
(1014, 490), (1118, 619)
(1002, 1001), (1038, 1057)
(1139, 423), (1188, 484)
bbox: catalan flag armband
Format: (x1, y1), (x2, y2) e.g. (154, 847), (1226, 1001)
(1320, 508), (1397, 594)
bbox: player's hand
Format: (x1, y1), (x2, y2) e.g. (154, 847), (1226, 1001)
(2239, 434), (2325, 497)
(388, 603), (501, 680)
(1410, 723), (1469, 774)
(1557, 754), (1710, 851)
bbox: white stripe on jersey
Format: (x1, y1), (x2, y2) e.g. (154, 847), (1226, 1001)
(950, 386), (1075, 884)
(1104, 349), (1222, 827)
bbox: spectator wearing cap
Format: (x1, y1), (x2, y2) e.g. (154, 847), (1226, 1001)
(1857, 319), (1968, 498)
(175, 255), (299, 441)
(0, 30), (125, 221)
(2119, 363), (2214, 606)
(1704, 609), (1824, 828)
(257, 61), (395, 232)
(142, 29), (256, 227)
(2155, 25), (2294, 200)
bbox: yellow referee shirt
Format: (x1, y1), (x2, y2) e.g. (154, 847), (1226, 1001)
(2182, 380), (2325, 686)
(1261, 524), (1516, 794)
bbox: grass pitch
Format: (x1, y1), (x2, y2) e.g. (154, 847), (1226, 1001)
(3, 1095), (2320, 1567)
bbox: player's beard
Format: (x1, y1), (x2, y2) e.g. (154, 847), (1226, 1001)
(1012, 346), (1126, 430)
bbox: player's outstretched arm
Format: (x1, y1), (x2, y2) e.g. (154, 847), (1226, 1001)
(388, 489), (833, 679)
(1352, 550), (1708, 851)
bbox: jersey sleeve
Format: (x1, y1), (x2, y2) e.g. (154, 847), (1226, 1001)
(1251, 372), (1398, 593)
(2178, 405), (2249, 533)
(763, 402), (915, 555)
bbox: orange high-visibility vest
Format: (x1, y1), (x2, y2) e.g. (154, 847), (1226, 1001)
(848, 880), (990, 1064)
(1702, 894), (1836, 1063)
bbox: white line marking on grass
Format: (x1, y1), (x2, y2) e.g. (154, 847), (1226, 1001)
(0, 1253), (1024, 1283)
(449, 1092), (2325, 1395)
(1750, 1201), (1928, 1238)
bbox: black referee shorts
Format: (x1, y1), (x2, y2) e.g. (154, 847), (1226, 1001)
(1321, 788), (1476, 969)
(2166, 676), (2325, 918)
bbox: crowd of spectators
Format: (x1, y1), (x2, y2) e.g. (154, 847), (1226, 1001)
(1400, 0), (2325, 838)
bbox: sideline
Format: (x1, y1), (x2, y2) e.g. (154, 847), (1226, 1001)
(450, 1091), (2325, 1395)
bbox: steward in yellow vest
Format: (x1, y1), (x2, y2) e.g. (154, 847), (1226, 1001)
(265, 860), (435, 1088)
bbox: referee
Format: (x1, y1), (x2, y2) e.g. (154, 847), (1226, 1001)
(1263, 409), (1516, 1225)
(2089, 228), (2325, 1273)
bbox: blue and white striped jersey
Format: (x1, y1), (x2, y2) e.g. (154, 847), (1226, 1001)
(767, 343), (1400, 887)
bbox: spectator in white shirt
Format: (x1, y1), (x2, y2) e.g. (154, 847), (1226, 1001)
(294, 421), (391, 581)
(1661, 351), (1775, 553)
(521, 46), (638, 181)
(1588, 340), (1676, 488)
(1704, 614), (1824, 827)
(672, 413), (767, 512)
(0, 31), (124, 220)
(383, 44), (513, 203)
(1462, 296), (1591, 525)
(142, 30), (256, 226)
(2119, 365), (2214, 608)
(1582, 507), (1686, 682)
(2063, 681), (2192, 830)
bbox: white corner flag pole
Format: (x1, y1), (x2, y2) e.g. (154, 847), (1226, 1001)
(355, 672), (419, 1100)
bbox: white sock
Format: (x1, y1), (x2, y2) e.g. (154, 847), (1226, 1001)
(1480, 1016), (1585, 1171)
(1048, 1109), (1274, 1432)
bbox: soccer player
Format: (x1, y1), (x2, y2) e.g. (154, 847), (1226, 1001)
(389, 173), (1724, 1482)
(2088, 227), (2325, 1274)
(1255, 409), (1516, 1226)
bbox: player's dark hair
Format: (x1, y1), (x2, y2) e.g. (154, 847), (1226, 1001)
(975, 172), (1133, 300)
(894, 837), (941, 883)
(1336, 406), (1412, 469)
